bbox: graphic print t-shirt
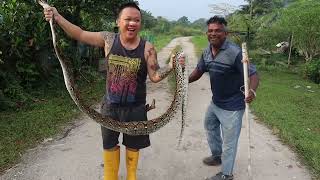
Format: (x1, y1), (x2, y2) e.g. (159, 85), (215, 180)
(103, 33), (147, 106)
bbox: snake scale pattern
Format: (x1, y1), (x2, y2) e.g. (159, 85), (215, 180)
(38, 0), (188, 136)
(178, 65), (188, 146)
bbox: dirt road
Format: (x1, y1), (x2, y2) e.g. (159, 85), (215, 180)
(1, 37), (312, 180)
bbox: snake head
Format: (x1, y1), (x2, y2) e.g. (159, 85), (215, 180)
(170, 51), (184, 63)
(37, 0), (50, 9)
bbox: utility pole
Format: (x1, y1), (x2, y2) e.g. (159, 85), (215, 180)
(288, 33), (294, 67)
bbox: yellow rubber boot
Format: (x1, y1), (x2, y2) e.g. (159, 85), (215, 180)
(103, 147), (120, 180)
(126, 149), (139, 180)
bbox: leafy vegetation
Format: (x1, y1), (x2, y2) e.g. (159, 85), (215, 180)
(226, 0), (320, 83)
(191, 36), (208, 58)
(304, 60), (320, 84)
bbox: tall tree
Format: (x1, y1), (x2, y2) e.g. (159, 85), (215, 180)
(277, 0), (320, 61)
(141, 10), (156, 29)
(151, 16), (171, 34)
(242, 0), (283, 16)
(176, 16), (190, 26)
(191, 18), (206, 30)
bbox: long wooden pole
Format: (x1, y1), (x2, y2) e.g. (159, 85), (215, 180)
(242, 42), (253, 180)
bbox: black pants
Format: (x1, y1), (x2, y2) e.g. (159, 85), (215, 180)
(100, 100), (150, 150)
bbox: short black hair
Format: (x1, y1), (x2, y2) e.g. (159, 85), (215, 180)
(206, 16), (228, 26)
(117, 2), (141, 17)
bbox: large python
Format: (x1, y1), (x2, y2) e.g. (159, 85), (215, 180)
(37, 0), (188, 136)
(178, 63), (188, 146)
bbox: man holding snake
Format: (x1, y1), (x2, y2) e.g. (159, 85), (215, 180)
(43, 2), (184, 180)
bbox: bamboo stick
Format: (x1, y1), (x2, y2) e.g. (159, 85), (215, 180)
(242, 42), (253, 180)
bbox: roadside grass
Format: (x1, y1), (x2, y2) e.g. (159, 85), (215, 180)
(153, 34), (177, 51)
(251, 70), (320, 179)
(191, 35), (320, 179)
(191, 34), (208, 58)
(0, 77), (105, 173)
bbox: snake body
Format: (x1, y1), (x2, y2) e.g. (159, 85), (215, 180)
(178, 65), (188, 146)
(38, 0), (188, 136)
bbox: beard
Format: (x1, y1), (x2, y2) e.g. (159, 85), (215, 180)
(209, 38), (225, 49)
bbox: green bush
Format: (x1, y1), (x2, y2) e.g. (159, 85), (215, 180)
(0, 71), (31, 110)
(303, 59), (320, 84)
(250, 52), (288, 68)
(140, 31), (155, 43)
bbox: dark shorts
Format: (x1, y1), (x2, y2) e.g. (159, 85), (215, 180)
(100, 100), (150, 150)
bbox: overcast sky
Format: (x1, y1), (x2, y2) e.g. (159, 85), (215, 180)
(137, 0), (248, 22)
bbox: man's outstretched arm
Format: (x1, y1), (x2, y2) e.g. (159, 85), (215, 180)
(189, 68), (204, 83)
(43, 6), (105, 47)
